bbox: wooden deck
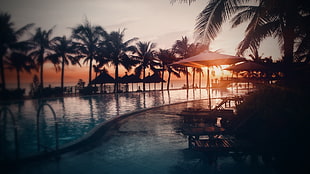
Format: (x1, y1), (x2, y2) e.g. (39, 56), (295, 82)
(190, 137), (235, 152)
(179, 96), (250, 152)
(186, 133), (252, 153)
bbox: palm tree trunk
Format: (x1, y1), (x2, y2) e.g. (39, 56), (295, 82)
(167, 72), (171, 90)
(17, 70), (20, 89)
(61, 56), (65, 92)
(0, 56), (6, 90)
(39, 48), (44, 89)
(143, 67), (146, 92)
(115, 64), (119, 93)
(161, 68), (164, 91)
(283, 28), (294, 64)
(281, 5), (295, 65)
(40, 61), (44, 88)
(88, 57), (93, 86)
(199, 71), (202, 89)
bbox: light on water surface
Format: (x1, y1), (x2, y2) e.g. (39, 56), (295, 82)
(1, 88), (247, 159)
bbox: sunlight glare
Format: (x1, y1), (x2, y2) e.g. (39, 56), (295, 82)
(202, 65), (232, 79)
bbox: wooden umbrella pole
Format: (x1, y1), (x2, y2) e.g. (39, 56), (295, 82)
(207, 68), (211, 109)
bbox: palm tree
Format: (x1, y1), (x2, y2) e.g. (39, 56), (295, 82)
(157, 49), (182, 90)
(5, 51), (35, 89)
(71, 19), (106, 86)
(133, 41), (158, 92)
(0, 12), (34, 90)
(47, 36), (81, 92)
(172, 36), (192, 89)
(233, 0), (310, 64)
(175, 0), (310, 64)
(93, 65), (101, 78)
(102, 30), (138, 92)
(173, 37), (207, 89)
(189, 43), (206, 88)
(29, 27), (54, 88)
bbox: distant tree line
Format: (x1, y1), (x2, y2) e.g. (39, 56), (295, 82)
(1, 0), (310, 98)
(0, 13), (207, 98)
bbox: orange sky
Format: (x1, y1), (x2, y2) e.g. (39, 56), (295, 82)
(5, 62), (165, 85)
(5, 61), (231, 89)
(6, 63), (99, 84)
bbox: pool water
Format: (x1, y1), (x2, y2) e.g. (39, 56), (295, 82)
(8, 100), (274, 174)
(1, 88), (247, 159)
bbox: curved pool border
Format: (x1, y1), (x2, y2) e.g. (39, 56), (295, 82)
(3, 99), (204, 165)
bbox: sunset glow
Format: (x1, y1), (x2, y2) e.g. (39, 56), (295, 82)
(2, 0), (282, 89)
(1, 1), (309, 174)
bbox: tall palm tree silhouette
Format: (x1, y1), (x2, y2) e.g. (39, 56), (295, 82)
(233, 0), (310, 64)
(71, 19), (106, 86)
(189, 43), (207, 88)
(102, 29), (138, 93)
(172, 37), (192, 90)
(173, 37), (207, 89)
(47, 36), (81, 92)
(175, 0), (310, 64)
(133, 41), (158, 92)
(29, 27), (54, 88)
(6, 51), (35, 89)
(0, 12), (34, 90)
(157, 49), (182, 90)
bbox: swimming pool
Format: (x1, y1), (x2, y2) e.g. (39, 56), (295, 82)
(0, 88), (246, 160)
(7, 99), (274, 174)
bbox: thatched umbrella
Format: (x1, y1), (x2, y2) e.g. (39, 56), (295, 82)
(224, 61), (269, 72)
(224, 61), (275, 87)
(143, 73), (165, 91)
(90, 72), (115, 93)
(119, 73), (142, 92)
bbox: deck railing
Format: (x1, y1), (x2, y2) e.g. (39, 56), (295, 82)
(0, 107), (19, 160)
(0, 103), (60, 161)
(36, 103), (59, 154)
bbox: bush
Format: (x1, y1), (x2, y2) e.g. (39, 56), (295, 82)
(235, 86), (309, 173)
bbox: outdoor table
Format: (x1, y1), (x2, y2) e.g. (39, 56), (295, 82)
(182, 126), (226, 149)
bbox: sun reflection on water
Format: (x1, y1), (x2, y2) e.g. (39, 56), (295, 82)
(1, 88), (248, 158)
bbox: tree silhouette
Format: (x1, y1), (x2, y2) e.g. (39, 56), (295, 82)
(47, 36), (81, 92)
(0, 12), (34, 90)
(174, 0), (310, 64)
(133, 41), (158, 92)
(71, 19), (106, 86)
(157, 49), (182, 90)
(29, 27), (54, 88)
(172, 36), (192, 90)
(232, 0), (310, 64)
(5, 51), (35, 89)
(102, 29), (138, 92)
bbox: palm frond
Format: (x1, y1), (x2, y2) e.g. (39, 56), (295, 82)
(134, 64), (143, 77)
(124, 37), (139, 46)
(195, 0), (237, 44)
(237, 17), (281, 55)
(14, 23), (34, 39)
(171, 69), (181, 78)
(230, 5), (258, 28)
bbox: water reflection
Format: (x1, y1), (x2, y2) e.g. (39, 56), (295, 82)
(1, 88), (248, 158)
